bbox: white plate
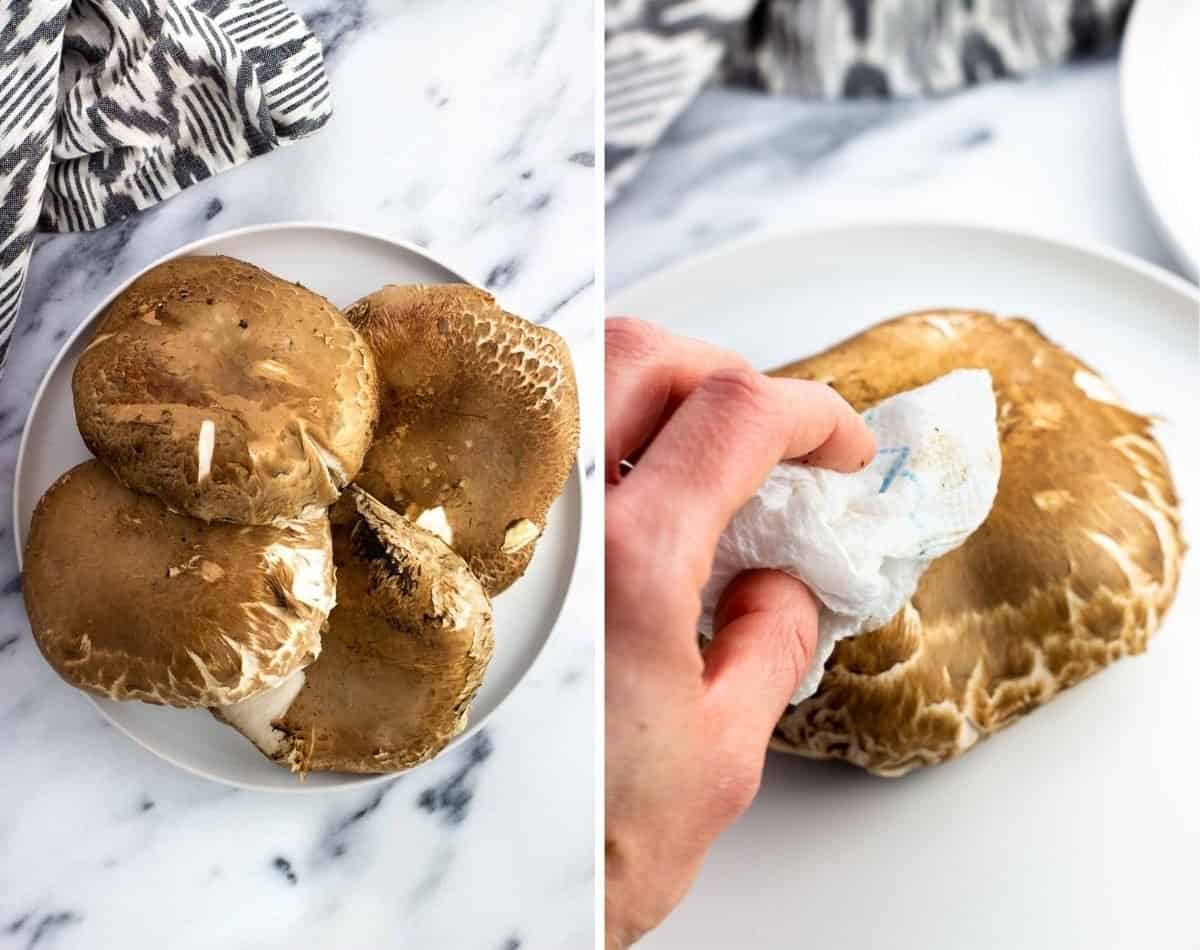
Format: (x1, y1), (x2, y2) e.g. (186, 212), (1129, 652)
(1121, 0), (1200, 280)
(611, 223), (1200, 950)
(14, 222), (584, 793)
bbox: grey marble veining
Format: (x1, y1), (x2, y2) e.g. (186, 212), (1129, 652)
(0, 2), (596, 948)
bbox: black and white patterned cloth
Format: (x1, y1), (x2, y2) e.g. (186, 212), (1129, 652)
(0, 0), (332, 377)
(606, 0), (1132, 201)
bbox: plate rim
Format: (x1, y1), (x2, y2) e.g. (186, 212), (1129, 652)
(610, 219), (1200, 310)
(12, 219), (589, 793)
(1119, 0), (1199, 281)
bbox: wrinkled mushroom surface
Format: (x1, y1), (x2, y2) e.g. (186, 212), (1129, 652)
(769, 311), (1184, 775)
(22, 460), (333, 707)
(343, 283), (578, 594)
(216, 487), (494, 773)
(73, 255), (378, 525)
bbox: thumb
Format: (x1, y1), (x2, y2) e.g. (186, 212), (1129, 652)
(701, 569), (820, 746)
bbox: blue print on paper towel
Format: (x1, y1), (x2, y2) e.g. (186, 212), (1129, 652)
(877, 446), (911, 494)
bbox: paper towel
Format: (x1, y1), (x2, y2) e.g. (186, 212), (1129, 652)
(699, 369), (1002, 704)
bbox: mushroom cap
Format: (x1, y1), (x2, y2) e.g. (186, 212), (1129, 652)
(343, 283), (578, 594)
(22, 460), (333, 707)
(769, 311), (1184, 775)
(72, 255), (379, 525)
(215, 486), (494, 773)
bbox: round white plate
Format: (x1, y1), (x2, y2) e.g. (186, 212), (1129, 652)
(14, 222), (583, 793)
(611, 223), (1199, 950)
(1121, 0), (1200, 280)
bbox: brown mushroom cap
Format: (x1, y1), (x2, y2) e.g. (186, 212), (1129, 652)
(769, 311), (1184, 776)
(215, 486), (494, 773)
(72, 255), (379, 525)
(343, 283), (579, 594)
(22, 460), (333, 707)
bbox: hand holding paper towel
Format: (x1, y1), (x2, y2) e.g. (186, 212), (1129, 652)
(699, 370), (1002, 703)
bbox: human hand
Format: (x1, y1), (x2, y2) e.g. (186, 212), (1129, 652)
(604, 318), (877, 948)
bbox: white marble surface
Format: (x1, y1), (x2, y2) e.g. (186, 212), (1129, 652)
(0, 3), (596, 949)
(608, 59), (1186, 294)
(607, 58), (1196, 950)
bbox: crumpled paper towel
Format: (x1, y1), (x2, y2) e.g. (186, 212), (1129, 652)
(699, 369), (1002, 704)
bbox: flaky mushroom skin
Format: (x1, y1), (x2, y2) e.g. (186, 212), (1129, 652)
(22, 460), (333, 707)
(72, 255), (379, 525)
(769, 311), (1184, 776)
(344, 284), (579, 594)
(218, 487), (495, 774)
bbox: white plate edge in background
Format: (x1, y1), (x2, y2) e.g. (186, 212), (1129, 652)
(1120, 0), (1200, 282)
(611, 219), (1200, 311)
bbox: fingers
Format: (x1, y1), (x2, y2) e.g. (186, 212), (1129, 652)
(618, 368), (876, 585)
(702, 569), (819, 744)
(605, 317), (751, 484)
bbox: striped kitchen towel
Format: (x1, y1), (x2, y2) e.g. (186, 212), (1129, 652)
(606, 0), (1132, 202)
(0, 0), (333, 377)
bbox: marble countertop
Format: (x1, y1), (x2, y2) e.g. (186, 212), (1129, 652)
(0, 3), (596, 949)
(608, 58), (1185, 293)
(609, 56), (1195, 950)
